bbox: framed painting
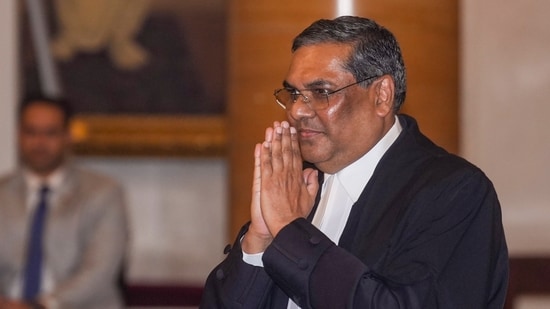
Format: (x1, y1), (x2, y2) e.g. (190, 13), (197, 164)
(20, 0), (227, 156)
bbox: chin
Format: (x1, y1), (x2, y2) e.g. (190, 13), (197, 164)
(25, 157), (63, 175)
(301, 152), (326, 166)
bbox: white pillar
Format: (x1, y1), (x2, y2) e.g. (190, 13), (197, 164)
(336, 0), (355, 16)
(25, 0), (62, 97)
(0, 0), (18, 174)
(461, 0), (550, 255)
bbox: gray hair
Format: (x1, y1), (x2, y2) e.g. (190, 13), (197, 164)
(292, 16), (407, 112)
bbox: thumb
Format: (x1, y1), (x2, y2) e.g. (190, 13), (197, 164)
(303, 168), (319, 197)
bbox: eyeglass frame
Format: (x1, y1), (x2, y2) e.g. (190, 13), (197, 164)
(273, 75), (379, 110)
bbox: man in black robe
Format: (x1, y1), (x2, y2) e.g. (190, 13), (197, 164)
(201, 16), (508, 309)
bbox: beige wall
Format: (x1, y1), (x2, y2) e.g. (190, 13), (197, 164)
(0, 0), (17, 174)
(461, 0), (550, 257)
(78, 157), (227, 284)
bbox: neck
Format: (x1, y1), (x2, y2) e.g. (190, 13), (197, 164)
(25, 163), (65, 181)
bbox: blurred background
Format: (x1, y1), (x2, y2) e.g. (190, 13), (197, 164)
(0, 0), (549, 308)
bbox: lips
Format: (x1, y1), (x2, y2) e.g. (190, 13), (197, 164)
(298, 128), (323, 139)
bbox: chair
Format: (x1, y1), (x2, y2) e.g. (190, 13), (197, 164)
(504, 257), (550, 309)
(124, 283), (203, 307)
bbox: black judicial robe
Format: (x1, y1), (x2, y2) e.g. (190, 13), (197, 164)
(200, 114), (508, 309)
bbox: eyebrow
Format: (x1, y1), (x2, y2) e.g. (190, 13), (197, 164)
(282, 79), (333, 90)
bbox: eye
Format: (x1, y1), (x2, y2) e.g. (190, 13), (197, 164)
(313, 88), (330, 94)
(310, 88), (330, 100)
(288, 89), (301, 101)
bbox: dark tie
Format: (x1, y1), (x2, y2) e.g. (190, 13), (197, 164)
(22, 185), (50, 301)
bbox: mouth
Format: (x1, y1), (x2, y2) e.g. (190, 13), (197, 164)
(298, 128), (323, 139)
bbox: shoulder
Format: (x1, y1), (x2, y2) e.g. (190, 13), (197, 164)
(428, 152), (487, 182)
(397, 114), (491, 184)
(405, 152), (500, 230)
(407, 142), (495, 207)
(67, 165), (124, 197)
(0, 172), (15, 186)
(389, 116), (498, 212)
(0, 170), (22, 192)
(63, 167), (127, 222)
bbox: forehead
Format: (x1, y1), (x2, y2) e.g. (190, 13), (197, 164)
(286, 43), (354, 87)
(21, 102), (65, 125)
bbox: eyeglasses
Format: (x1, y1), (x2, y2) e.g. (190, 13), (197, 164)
(273, 75), (378, 110)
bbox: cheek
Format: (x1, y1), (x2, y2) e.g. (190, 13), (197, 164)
(45, 138), (66, 152)
(326, 100), (381, 155)
(324, 100), (358, 137)
(19, 136), (39, 150)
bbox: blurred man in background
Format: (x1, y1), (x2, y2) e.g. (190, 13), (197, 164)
(0, 97), (128, 309)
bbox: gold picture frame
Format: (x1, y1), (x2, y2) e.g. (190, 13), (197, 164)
(71, 115), (227, 157)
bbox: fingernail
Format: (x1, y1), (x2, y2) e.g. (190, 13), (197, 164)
(276, 127), (282, 134)
(290, 127), (297, 134)
(282, 121), (289, 128)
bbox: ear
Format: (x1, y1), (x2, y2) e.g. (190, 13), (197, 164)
(373, 75), (395, 117)
(65, 121), (75, 146)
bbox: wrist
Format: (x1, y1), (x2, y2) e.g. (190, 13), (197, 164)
(242, 231), (272, 254)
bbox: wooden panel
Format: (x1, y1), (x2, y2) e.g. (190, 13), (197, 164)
(227, 1), (336, 237)
(357, 0), (459, 153)
(227, 1), (458, 237)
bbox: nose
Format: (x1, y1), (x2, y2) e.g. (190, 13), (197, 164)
(288, 94), (316, 121)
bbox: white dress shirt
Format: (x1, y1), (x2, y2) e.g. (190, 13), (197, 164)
(243, 116), (403, 308)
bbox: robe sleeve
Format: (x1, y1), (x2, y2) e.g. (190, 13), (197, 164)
(200, 224), (275, 309)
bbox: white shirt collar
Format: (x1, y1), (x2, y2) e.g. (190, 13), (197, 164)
(24, 166), (66, 195)
(329, 115), (403, 202)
